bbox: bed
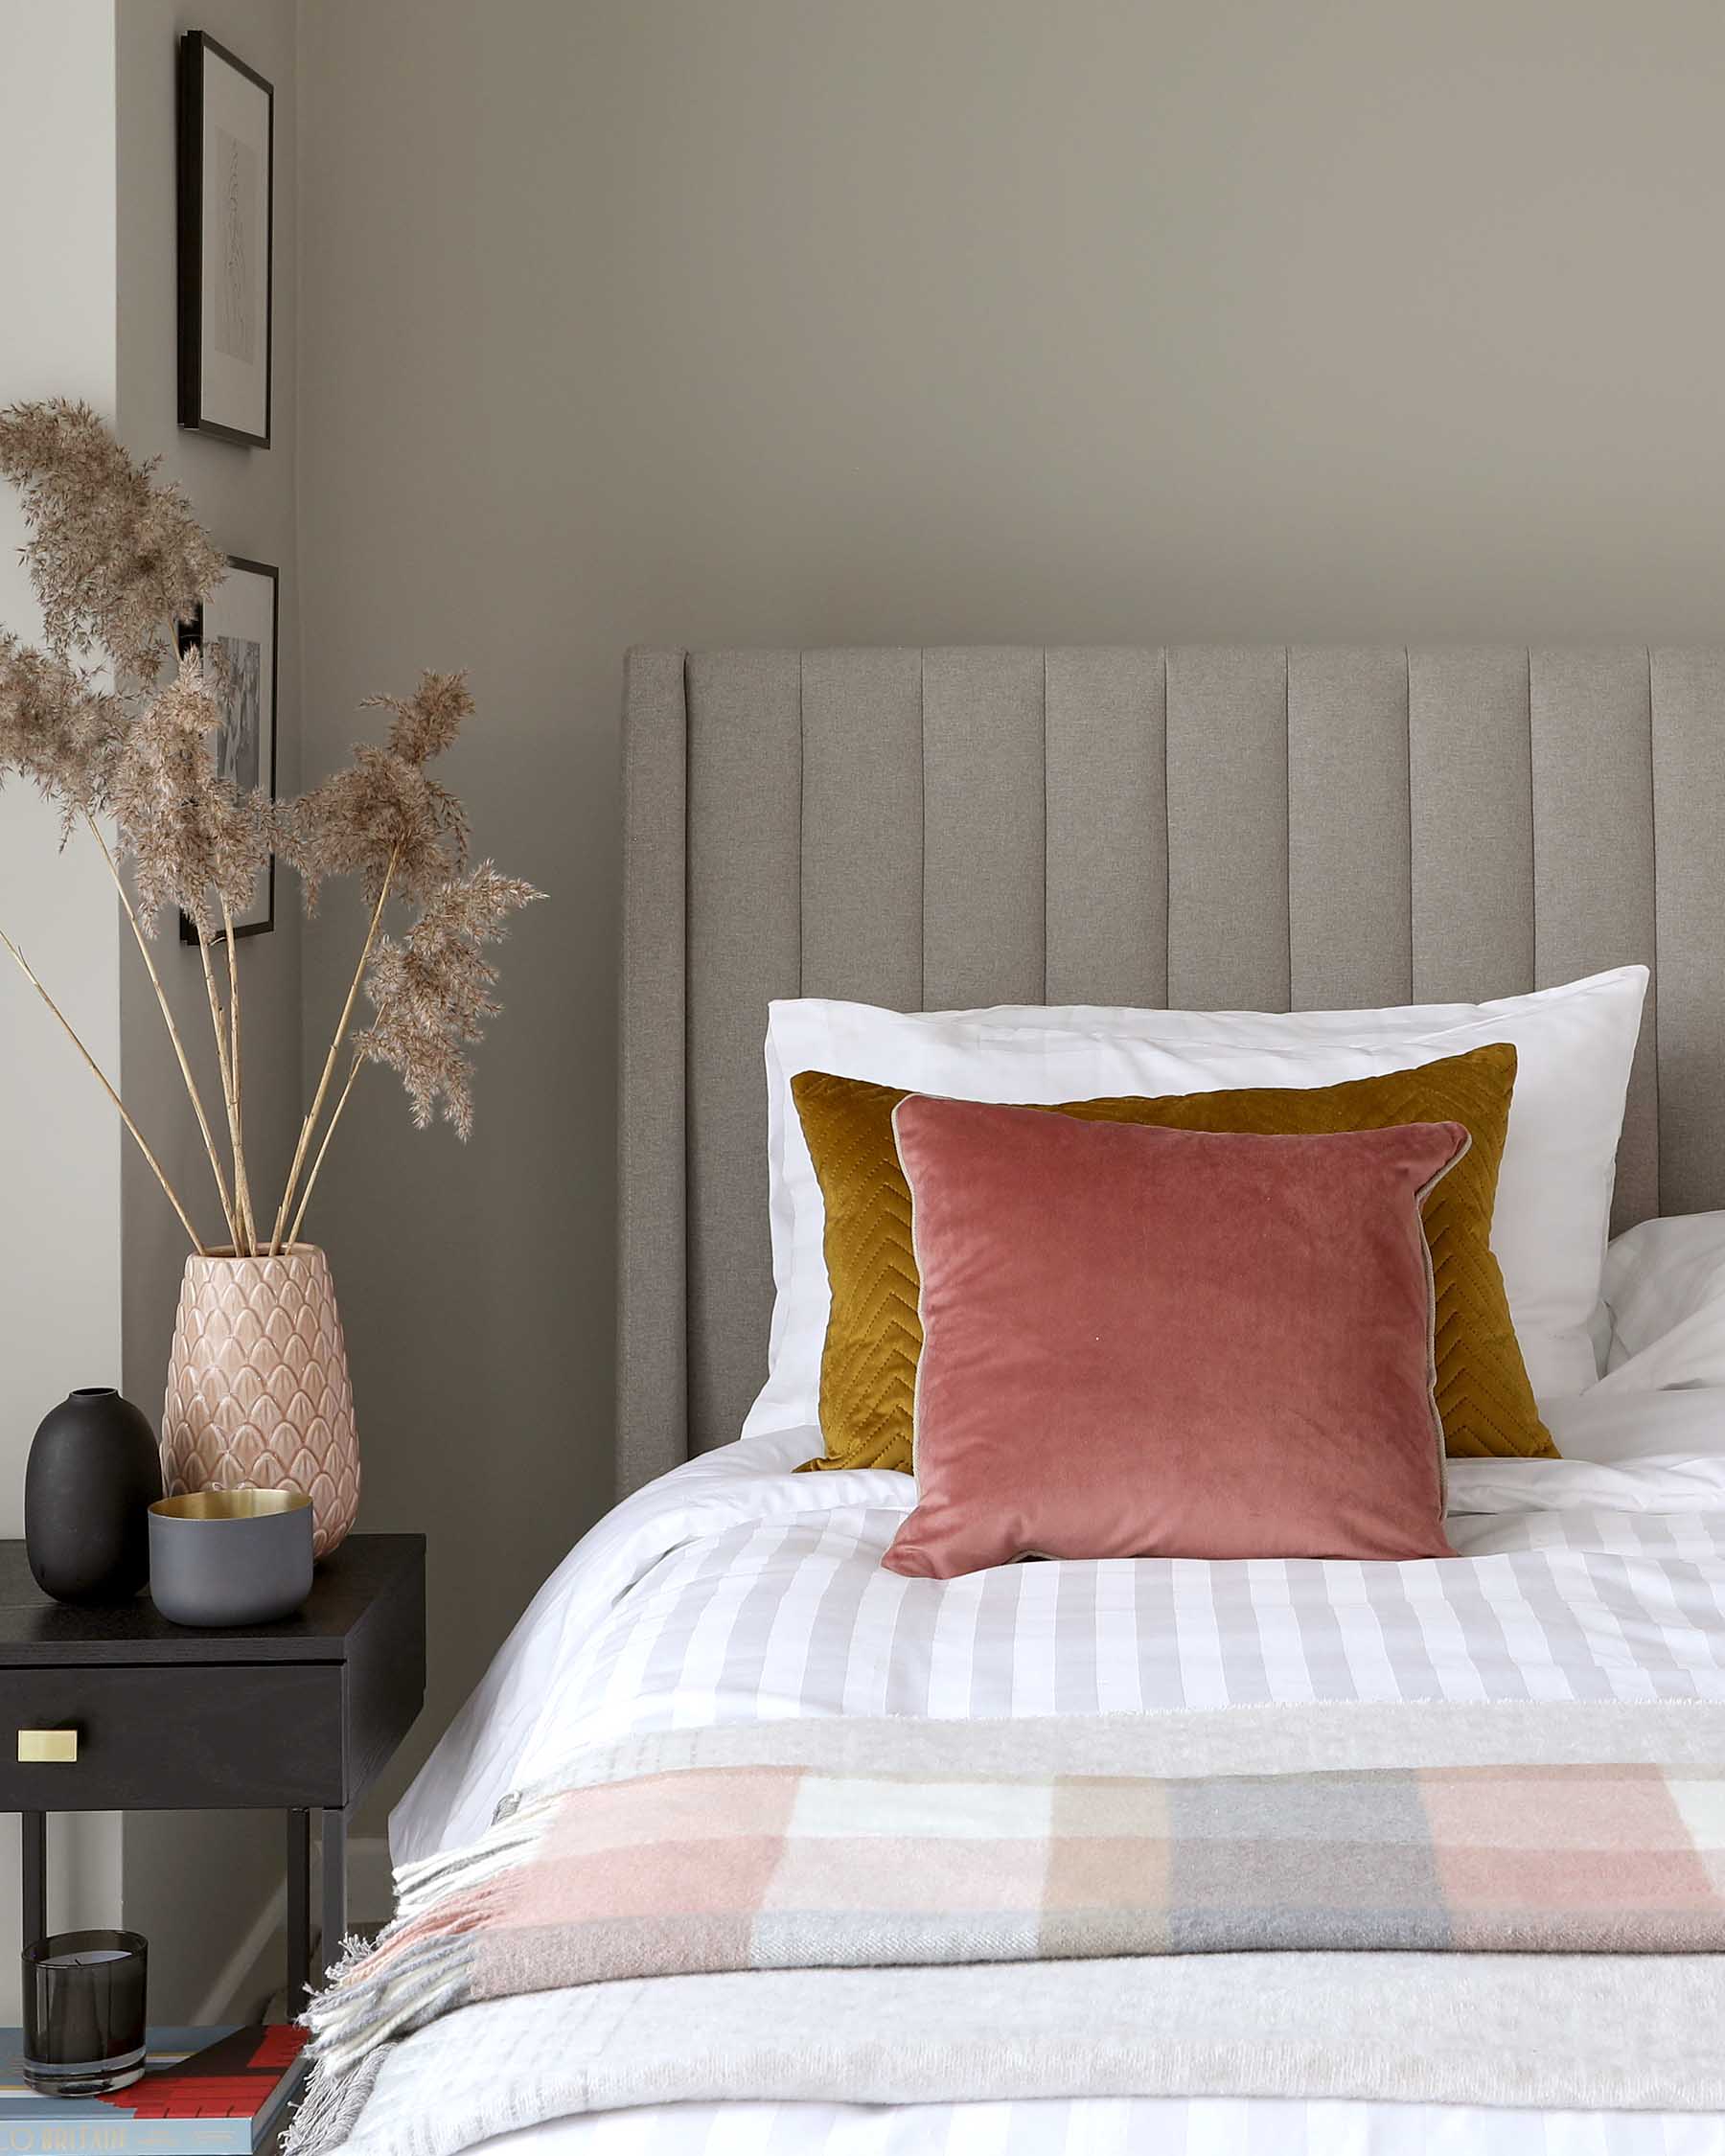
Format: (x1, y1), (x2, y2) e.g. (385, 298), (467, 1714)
(316, 648), (1725, 2155)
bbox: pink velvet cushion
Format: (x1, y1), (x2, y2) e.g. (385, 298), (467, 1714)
(882, 1099), (1469, 1578)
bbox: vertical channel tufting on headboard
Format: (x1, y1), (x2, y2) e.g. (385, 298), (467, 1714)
(921, 649), (1046, 1010)
(620, 645), (1722, 1493)
(684, 653), (802, 1468)
(1287, 649), (1412, 1010)
(800, 650), (924, 1007)
(1166, 648), (1291, 1012)
(617, 647), (688, 1497)
(1652, 653), (1725, 1227)
(1530, 651), (1658, 1232)
(1408, 650), (1535, 1003)
(1044, 649), (1166, 1006)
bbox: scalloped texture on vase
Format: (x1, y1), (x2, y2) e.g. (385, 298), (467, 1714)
(161, 1246), (360, 1559)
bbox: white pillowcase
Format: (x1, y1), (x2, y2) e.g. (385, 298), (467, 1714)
(1599, 1210), (1725, 1391)
(747, 966), (1648, 1444)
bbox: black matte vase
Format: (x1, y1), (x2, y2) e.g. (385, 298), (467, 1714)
(25, 1389), (162, 1603)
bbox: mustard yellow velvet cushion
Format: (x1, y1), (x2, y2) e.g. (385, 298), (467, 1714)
(791, 1044), (1557, 1471)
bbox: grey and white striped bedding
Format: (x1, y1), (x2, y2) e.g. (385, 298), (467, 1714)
(471, 2092), (1714, 2156)
(382, 1395), (1725, 2156)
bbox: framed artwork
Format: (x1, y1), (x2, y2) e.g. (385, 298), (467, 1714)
(179, 557), (278, 943)
(176, 32), (274, 447)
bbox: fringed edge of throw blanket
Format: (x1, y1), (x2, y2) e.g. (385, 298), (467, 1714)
(285, 1794), (563, 2155)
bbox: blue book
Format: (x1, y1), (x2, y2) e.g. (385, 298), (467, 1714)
(0, 2026), (307, 2153)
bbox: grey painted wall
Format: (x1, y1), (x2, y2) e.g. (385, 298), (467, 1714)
(0, 0), (126, 2027)
(295, 0), (1725, 1814)
(113, 0), (303, 2019)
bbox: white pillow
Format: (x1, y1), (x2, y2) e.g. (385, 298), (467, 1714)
(746, 966), (1648, 1443)
(1599, 1210), (1725, 1389)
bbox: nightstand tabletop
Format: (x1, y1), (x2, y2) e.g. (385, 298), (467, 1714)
(0, 1533), (423, 1664)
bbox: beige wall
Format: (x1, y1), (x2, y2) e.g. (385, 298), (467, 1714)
(113, 0), (303, 2020)
(0, 0), (127, 2025)
(295, 0), (1725, 1811)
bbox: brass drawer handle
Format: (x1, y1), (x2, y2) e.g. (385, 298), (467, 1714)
(17, 1729), (78, 1764)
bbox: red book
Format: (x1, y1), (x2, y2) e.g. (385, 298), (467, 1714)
(0, 2026), (308, 2152)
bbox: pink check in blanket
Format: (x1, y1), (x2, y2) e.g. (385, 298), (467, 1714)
(415, 1755), (1725, 1976)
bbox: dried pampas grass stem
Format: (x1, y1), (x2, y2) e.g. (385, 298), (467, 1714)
(86, 814), (239, 1246)
(220, 895), (258, 1251)
(270, 847), (399, 1254)
(196, 922), (252, 1253)
(287, 1053), (363, 1251)
(0, 927), (205, 1253)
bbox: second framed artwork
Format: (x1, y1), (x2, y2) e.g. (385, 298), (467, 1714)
(179, 557), (278, 943)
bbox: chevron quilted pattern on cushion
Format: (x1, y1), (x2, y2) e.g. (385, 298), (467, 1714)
(791, 1044), (1556, 1473)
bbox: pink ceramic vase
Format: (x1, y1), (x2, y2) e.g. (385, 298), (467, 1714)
(160, 1245), (361, 1560)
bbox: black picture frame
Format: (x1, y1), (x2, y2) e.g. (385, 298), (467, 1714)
(176, 31), (274, 447)
(178, 557), (279, 944)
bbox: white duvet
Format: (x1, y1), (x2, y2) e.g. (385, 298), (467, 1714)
(382, 1290), (1725, 2156)
(395, 1388), (1725, 1869)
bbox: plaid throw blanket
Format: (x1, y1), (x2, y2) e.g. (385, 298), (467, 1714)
(290, 1707), (1725, 2149)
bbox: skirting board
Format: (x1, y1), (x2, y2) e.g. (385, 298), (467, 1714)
(193, 1834), (392, 2025)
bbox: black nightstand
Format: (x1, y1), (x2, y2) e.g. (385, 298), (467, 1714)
(0, 1534), (425, 2007)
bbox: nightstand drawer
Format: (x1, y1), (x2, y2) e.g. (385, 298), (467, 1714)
(0, 1663), (346, 1810)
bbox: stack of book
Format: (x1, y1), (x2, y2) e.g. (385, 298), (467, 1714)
(0, 2027), (308, 2152)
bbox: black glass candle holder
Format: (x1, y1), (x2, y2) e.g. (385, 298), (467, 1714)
(22, 1930), (148, 2096)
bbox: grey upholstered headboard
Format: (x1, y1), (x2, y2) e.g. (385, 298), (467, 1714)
(620, 645), (1725, 1493)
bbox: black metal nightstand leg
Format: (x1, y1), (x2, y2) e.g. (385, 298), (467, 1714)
(320, 1806), (348, 1974)
(287, 1808), (311, 2007)
(21, 1810), (45, 1946)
